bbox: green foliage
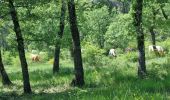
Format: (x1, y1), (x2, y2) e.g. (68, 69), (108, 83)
(12, 56), (20, 67)
(48, 58), (54, 65)
(39, 52), (49, 63)
(82, 43), (104, 66)
(115, 48), (124, 54)
(60, 48), (71, 60)
(124, 52), (138, 62)
(159, 38), (170, 54)
(148, 62), (168, 80)
(82, 6), (111, 48)
(1, 0), (170, 99)
(2, 51), (13, 65)
(1, 54), (170, 99)
(105, 14), (135, 49)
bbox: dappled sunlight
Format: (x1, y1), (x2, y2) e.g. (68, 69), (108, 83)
(1, 0), (170, 99)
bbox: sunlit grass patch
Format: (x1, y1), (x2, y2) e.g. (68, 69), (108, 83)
(0, 54), (170, 99)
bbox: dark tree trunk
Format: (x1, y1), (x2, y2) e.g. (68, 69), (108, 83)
(8, 0), (32, 93)
(133, 0), (146, 78)
(68, 0), (85, 86)
(53, 0), (66, 73)
(149, 8), (159, 55)
(160, 5), (168, 20)
(0, 49), (12, 85)
(149, 26), (156, 49)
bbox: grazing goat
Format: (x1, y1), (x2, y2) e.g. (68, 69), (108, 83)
(109, 49), (116, 57)
(148, 45), (164, 56)
(31, 54), (40, 62)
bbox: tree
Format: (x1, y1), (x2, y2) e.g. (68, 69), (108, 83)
(82, 6), (110, 48)
(149, 8), (159, 55)
(53, 0), (66, 73)
(105, 14), (135, 49)
(8, 0), (32, 93)
(0, 47), (12, 85)
(68, 0), (85, 86)
(133, 0), (147, 78)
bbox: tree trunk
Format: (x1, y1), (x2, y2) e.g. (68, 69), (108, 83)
(68, 0), (85, 86)
(0, 48), (12, 85)
(53, 0), (66, 73)
(149, 26), (156, 49)
(8, 0), (32, 93)
(133, 0), (146, 78)
(149, 8), (159, 56)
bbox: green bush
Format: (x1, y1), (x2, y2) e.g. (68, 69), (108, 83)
(100, 56), (113, 66)
(39, 52), (49, 63)
(124, 52), (138, 62)
(149, 62), (168, 80)
(12, 56), (20, 67)
(82, 43), (104, 66)
(48, 58), (54, 64)
(2, 51), (13, 65)
(60, 48), (71, 60)
(116, 48), (124, 55)
(160, 38), (170, 54)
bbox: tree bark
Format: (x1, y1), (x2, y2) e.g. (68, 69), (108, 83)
(149, 26), (156, 49)
(0, 48), (12, 85)
(53, 0), (66, 73)
(149, 8), (159, 55)
(133, 0), (146, 78)
(68, 0), (85, 86)
(8, 0), (32, 93)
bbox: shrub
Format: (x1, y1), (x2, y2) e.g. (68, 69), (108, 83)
(160, 38), (170, 54)
(124, 52), (138, 62)
(12, 56), (20, 67)
(116, 48), (124, 55)
(149, 62), (168, 80)
(82, 43), (104, 66)
(48, 58), (54, 64)
(100, 56), (113, 66)
(2, 51), (13, 65)
(39, 52), (49, 62)
(60, 48), (71, 60)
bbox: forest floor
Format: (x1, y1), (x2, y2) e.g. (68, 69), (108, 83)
(0, 54), (170, 100)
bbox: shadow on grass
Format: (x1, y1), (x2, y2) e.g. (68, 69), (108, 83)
(0, 86), (117, 100)
(8, 67), (74, 82)
(1, 63), (170, 99)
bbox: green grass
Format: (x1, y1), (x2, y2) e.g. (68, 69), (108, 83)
(0, 55), (170, 100)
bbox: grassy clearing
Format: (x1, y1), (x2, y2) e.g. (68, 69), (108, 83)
(0, 54), (170, 100)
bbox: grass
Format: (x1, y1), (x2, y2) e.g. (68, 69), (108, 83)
(0, 54), (170, 100)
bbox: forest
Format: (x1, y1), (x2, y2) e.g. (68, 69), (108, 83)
(0, 0), (170, 99)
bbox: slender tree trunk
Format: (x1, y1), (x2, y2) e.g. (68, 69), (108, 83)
(53, 0), (66, 73)
(150, 26), (156, 49)
(149, 26), (159, 54)
(68, 0), (85, 86)
(0, 48), (12, 85)
(160, 5), (168, 20)
(8, 0), (32, 93)
(149, 8), (159, 55)
(133, 0), (146, 78)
